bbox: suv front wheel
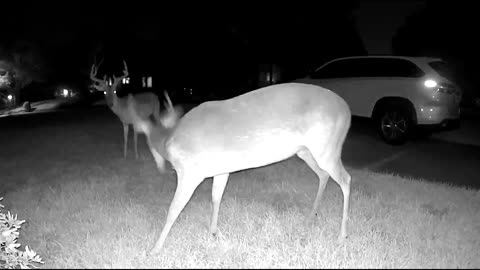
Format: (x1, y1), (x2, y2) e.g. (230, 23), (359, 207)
(376, 106), (413, 145)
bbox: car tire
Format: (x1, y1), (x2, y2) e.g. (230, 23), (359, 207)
(376, 105), (413, 145)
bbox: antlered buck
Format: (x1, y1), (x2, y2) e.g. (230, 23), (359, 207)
(90, 60), (160, 159)
(128, 82), (352, 255)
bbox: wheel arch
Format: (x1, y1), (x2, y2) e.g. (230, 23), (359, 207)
(371, 97), (418, 126)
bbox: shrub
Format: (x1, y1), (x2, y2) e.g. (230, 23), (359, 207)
(1, 197), (44, 269)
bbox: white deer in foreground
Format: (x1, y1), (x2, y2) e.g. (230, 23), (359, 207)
(90, 60), (160, 159)
(127, 82), (352, 255)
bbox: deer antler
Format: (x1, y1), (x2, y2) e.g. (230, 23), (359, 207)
(90, 58), (107, 91)
(164, 91), (173, 112)
(112, 60), (129, 88)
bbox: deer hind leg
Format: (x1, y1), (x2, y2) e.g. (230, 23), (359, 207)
(316, 155), (351, 241)
(123, 123), (129, 159)
(297, 148), (330, 221)
(210, 173), (230, 236)
(328, 161), (351, 240)
(150, 171), (205, 256)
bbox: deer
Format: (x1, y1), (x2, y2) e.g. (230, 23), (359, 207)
(90, 60), (161, 159)
(127, 82), (352, 255)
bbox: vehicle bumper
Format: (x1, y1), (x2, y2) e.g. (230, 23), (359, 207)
(416, 104), (461, 125)
(417, 118), (460, 132)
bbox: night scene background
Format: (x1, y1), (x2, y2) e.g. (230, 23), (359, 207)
(1, 0), (479, 104)
(0, 1), (479, 268)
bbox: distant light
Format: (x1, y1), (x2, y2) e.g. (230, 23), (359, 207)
(147, 76), (152, 88)
(63, 89), (69, 97)
(7, 94), (12, 101)
(103, 91), (107, 95)
(424, 79), (438, 88)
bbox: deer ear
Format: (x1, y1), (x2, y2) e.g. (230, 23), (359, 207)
(92, 83), (105, 91)
(160, 114), (176, 129)
(173, 105), (184, 118)
(159, 105), (182, 129)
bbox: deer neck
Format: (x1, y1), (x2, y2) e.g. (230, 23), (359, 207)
(107, 91), (129, 121)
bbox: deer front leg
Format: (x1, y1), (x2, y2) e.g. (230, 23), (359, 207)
(210, 173), (229, 236)
(150, 149), (166, 172)
(150, 171), (204, 255)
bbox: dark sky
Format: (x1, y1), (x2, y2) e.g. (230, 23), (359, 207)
(353, 0), (426, 54)
(3, 3), (361, 49)
(1, 2), (364, 82)
(2, 1), (479, 95)
(2, 1), (473, 60)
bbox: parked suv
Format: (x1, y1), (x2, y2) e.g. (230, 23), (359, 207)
(295, 56), (462, 145)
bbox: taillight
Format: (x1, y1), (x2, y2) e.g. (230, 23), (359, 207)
(424, 79), (438, 88)
(424, 79), (460, 96)
(437, 82), (460, 95)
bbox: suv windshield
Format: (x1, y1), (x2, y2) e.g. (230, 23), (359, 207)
(428, 61), (456, 82)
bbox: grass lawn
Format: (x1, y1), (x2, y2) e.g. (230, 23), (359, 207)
(1, 107), (479, 268)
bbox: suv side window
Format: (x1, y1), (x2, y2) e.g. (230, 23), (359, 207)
(369, 58), (425, 78)
(310, 58), (425, 79)
(310, 59), (362, 79)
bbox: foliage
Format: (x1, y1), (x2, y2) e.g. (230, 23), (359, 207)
(0, 197), (44, 269)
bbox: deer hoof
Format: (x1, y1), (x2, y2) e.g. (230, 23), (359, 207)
(149, 248), (161, 256)
(337, 234), (348, 243)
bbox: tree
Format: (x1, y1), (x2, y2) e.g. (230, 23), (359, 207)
(0, 40), (50, 106)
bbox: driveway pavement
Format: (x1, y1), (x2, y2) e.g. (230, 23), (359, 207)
(343, 113), (480, 189)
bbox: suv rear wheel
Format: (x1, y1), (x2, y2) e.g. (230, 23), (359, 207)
(376, 105), (413, 145)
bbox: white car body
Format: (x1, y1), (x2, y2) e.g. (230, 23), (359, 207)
(295, 55), (462, 126)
